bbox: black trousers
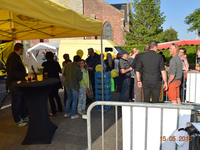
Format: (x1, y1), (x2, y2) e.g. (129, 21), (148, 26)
(142, 80), (161, 103)
(49, 88), (63, 114)
(129, 78), (134, 99)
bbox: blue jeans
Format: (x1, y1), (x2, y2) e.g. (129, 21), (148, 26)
(65, 87), (78, 116)
(9, 85), (28, 123)
(119, 78), (130, 102)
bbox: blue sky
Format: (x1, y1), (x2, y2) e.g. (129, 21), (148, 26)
(103, 0), (200, 40)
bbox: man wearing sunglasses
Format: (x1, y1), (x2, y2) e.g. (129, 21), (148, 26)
(167, 43), (183, 104)
(136, 41), (168, 103)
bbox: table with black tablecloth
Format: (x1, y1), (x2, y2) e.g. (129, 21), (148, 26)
(12, 78), (59, 145)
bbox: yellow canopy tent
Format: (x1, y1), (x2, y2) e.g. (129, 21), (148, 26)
(0, 0), (102, 40)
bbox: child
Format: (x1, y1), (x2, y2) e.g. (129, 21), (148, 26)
(77, 59), (90, 115)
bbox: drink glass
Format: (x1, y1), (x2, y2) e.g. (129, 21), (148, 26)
(45, 72), (48, 79)
(28, 76), (31, 82)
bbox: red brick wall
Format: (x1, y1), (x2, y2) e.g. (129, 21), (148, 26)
(84, 0), (127, 46)
(30, 39), (49, 47)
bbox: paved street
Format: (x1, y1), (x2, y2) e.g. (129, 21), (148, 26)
(0, 81), (122, 150)
(1, 80), (200, 150)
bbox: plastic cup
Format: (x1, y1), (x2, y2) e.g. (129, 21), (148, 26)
(25, 76), (28, 81)
(28, 76), (31, 82)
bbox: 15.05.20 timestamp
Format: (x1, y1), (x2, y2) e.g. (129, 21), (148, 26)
(160, 136), (192, 142)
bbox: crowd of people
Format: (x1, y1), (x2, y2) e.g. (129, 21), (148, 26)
(5, 41), (196, 127)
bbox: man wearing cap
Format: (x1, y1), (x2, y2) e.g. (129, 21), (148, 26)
(136, 41), (168, 103)
(86, 48), (100, 98)
(118, 50), (133, 102)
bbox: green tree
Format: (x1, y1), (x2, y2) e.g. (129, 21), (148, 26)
(163, 27), (179, 42)
(184, 8), (200, 36)
(125, 0), (166, 45)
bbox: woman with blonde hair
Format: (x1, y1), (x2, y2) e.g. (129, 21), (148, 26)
(128, 48), (139, 64)
(128, 48), (139, 101)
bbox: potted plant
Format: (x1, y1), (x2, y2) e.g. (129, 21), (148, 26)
(36, 66), (44, 81)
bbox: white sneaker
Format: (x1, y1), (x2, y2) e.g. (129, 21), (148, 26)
(71, 114), (79, 119)
(64, 114), (70, 118)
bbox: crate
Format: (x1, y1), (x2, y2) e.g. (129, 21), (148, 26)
(95, 71), (112, 112)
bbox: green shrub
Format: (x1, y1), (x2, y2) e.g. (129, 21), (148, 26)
(121, 45), (200, 64)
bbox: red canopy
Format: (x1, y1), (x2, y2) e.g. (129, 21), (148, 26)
(158, 39), (200, 50)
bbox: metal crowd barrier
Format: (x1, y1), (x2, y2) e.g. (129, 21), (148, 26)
(87, 101), (200, 150)
(163, 71), (200, 104)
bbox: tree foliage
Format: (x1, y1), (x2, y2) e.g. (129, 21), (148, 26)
(163, 27), (179, 42)
(184, 8), (200, 36)
(125, 0), (166, 45)
(122, 45), (199, 64)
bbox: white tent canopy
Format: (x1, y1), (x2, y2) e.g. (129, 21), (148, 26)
(27, 43), (59, 52)
(24, 43), (60, 72)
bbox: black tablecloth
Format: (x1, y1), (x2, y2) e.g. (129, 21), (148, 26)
(12, 78), (59, 145)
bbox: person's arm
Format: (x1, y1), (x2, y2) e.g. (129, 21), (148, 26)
(42, 62), (45, 76)
(184, 56), (189, 71)
(136, 71), (142, 88)
(119, 58), (133, 74)
(120, 67), (133, 74)
(159, 56), (168, 90)
(168, 74), (175, 84)
(161, 70), (168, 91)
(62, 65), (67, 78)
(167, 59), (176, 84)
(77, 67), (83, 81)
(57, 62), (62, 73)
(12, 58), (26, 79)
(87, 70), (90, 88)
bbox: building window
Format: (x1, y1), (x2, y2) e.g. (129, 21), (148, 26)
(103, 23), (112, 40)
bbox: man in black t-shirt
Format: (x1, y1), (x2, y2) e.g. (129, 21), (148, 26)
(136, 41), (168, 103)
(6, 43), (28, 127)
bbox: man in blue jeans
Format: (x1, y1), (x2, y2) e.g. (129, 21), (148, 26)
(118, 50), (133, 102)
(63, 55), (82, 119)
(6, 43), (28, 127)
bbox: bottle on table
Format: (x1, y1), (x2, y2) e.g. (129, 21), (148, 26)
(31, 65), (37, 80)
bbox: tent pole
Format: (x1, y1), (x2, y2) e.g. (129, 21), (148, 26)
(9, 12), (15, 43)
(101, 36), (104, 102)
(196, 45), (198, 67)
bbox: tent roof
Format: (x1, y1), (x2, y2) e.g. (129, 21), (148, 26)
(158, 39), (200, 50)
(27, 43), (59, 52)
(0, 0), (103, 40)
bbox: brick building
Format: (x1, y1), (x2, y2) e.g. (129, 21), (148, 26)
(84, 0), (131, 45)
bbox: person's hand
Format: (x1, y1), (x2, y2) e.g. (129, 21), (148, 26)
(163, 82), (168, 91)
(138, 81), (142, 88)
(129, 67), (133, 71)
(87, 67), (93, 70)
(196, 66), (200, 71)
